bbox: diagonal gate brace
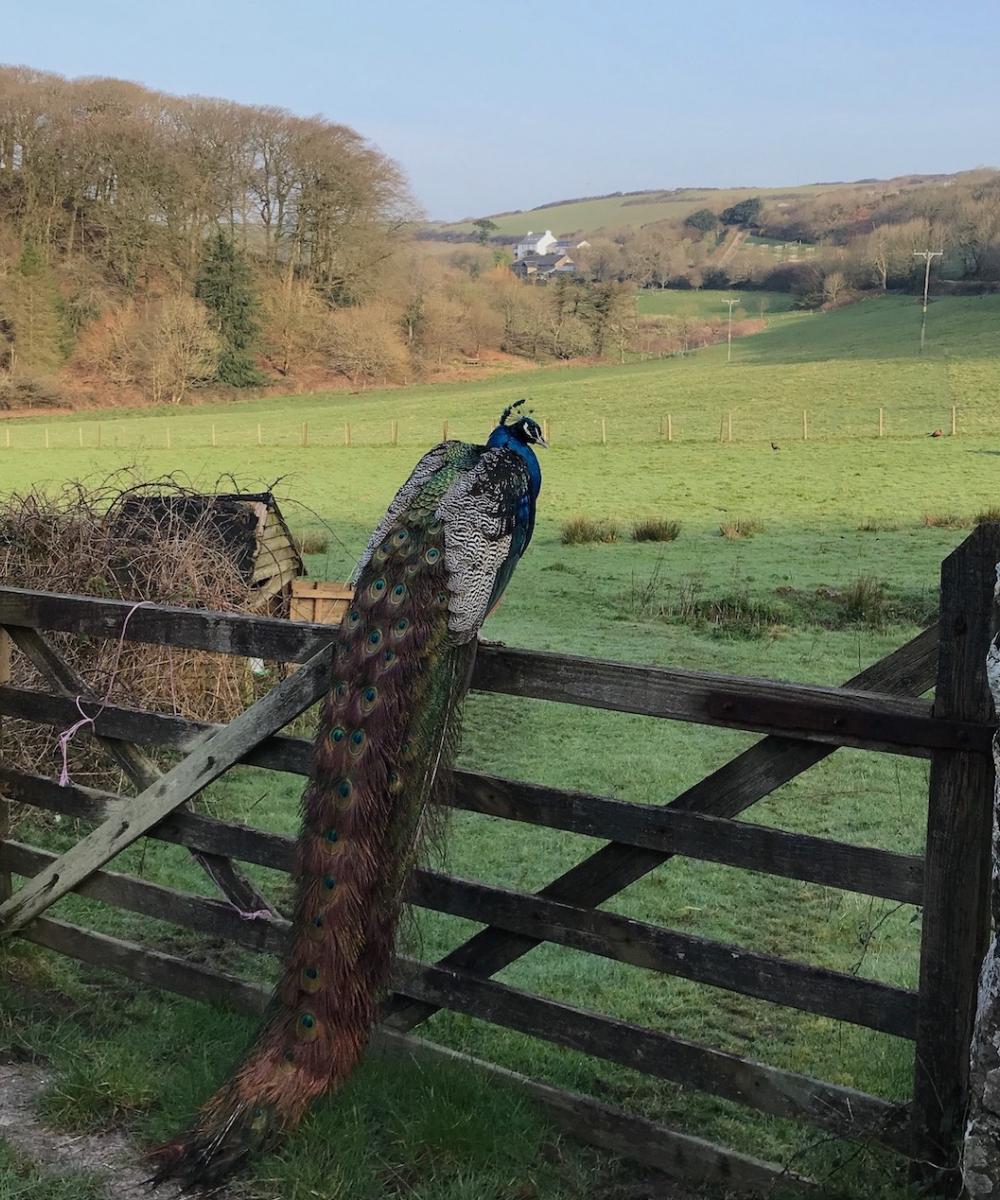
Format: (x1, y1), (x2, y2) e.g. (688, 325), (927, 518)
(2, 624), (273, 917)
(0, 645), (332, 936)
(385, 622), (940, 1032)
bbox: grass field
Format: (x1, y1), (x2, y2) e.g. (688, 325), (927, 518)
(432, 181), (865, 238)
(635, 287), (800, 322)
(2, 292), (1000, 1198)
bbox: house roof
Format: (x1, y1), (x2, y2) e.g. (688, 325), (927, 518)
(521, 252), (567, 268)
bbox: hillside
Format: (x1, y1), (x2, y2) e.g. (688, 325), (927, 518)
(428, 173), (956, 239)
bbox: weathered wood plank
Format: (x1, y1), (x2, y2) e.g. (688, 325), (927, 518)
(0, 587), (337, 663)
(22, 915), (268, 1014)
(913, 527), (999, 1186)
(0, 822), (916, 1037)
(393, 957), (910, 1150)
(0, 589), (968, 754)
(0, 647), (331, 935)
(472, 630), (986, 757)
(452, 770), (925, 905)
(15, 909), (908, 1150)
(16, 915), (813, 1194)
(0, 840), (289, 956)
(409, 871), (918, 1037)
(379, 1032), (815, 1193)
(386, 623), (940, 1033)
(0, 767), (298, 874)
(3, 625), (274, 918)
(0, 697), (925, 903)
(251, 549), (300, 584)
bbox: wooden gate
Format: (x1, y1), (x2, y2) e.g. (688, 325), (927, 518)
(0, 524), (997, 1195)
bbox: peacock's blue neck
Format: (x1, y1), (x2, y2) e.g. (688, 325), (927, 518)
(486, 425), (542, 497)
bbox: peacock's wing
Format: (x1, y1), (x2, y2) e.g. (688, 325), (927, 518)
(350, 439), (534, 643)
(436, 445), (535, 641)
(349, 441), (477, 585)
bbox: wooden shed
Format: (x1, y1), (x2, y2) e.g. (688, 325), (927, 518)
(114, 491), (305, 613)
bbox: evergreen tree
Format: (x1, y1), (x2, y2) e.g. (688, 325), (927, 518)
(5, 242), (70, 374)
(195, 233), (264, 386)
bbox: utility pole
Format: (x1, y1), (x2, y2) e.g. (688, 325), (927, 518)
(724, 297), (740, 363)
(913, 250), (943, 352)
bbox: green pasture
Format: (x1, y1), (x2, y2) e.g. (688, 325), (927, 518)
(432, 180), (861, 238)
(635, 287), (799, 321)
(2, 292), (1000, 1198)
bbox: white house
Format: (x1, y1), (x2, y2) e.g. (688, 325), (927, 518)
(514, 230), (559, 260)
(513, 229), (591, 261)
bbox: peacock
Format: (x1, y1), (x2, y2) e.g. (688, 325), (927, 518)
(149, 400), (546, 1188)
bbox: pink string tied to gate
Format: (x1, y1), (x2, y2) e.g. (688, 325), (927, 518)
(56, 599), (151, 788)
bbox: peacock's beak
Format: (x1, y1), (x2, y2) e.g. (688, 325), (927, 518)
(535, 433), (549, 449)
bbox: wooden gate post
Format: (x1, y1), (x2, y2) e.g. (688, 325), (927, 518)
(913, 523), (1000, 1189)
(0, 628), (9, 901)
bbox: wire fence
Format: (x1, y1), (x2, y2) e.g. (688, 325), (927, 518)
(0, 402), (993, 453)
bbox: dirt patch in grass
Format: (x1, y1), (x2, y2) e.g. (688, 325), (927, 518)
(0, 1063), (234, 1200)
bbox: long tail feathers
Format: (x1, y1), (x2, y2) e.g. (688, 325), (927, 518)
(149, 518), (473, 1189)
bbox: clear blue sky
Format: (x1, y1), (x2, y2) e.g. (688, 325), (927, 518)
(4, 0), (997, 220)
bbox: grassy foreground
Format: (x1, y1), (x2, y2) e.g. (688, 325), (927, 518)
(2, 293), (1000, 1198)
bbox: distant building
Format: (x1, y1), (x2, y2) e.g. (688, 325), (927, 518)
(513, 230), (558, 259)
(510, 252), (578, 281)
(512, 229), (590, 261)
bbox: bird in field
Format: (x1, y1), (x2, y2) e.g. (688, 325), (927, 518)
(149, 400), (546, 1189)
(771, 442), (780, 451)
(930, 429), (944, 438)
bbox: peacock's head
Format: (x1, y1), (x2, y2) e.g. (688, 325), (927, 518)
(498, 399), (548, 448)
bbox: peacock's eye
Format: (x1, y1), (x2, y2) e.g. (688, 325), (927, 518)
(424, 547), (441, 564)
(337, 778), (352, 799)
(330, 726), (345, 743)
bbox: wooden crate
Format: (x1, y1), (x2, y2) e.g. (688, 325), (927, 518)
(290, 580), (354, 625)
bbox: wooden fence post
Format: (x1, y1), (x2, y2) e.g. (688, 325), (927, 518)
(211, 423), (217, 448)
(601, 418), (607, 445)
(256, 423), (262, 447)
(727, 412), (733, 443)
(912, 523), (1000, 1190)
(0, 628), (10, 902)
(879, 407), (885, 438)
(802, 411), (809, 440)
(391, 420), (398, 446)
(78, 426), (84, 449)
(345, 423), (352, 447)
(667, 414), (673, 443)
(952, 406), (958, 437)
(301, 423), (309, 448)
(543, 419), (550, 444)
